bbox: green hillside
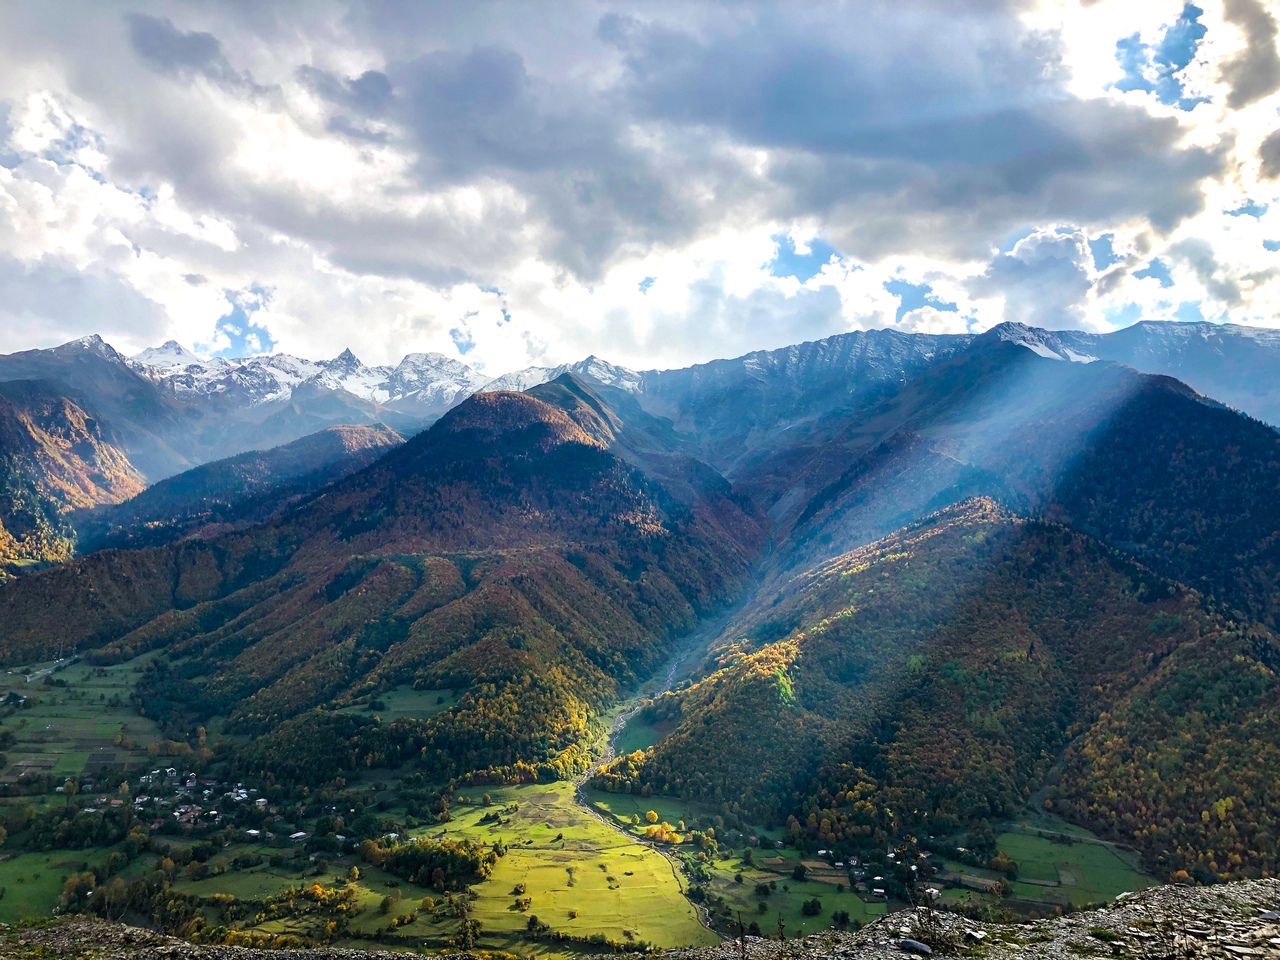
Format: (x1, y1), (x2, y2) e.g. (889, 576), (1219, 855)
(596, 501), (1280, 882)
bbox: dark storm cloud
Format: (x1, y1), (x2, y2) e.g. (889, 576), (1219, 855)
(1260, 128), (1280, 179)
(292, 2), (1226, 277)
(593, 7), (1224, 256)
(1220, 0), (1280, 109)
(127, 13), (243, 85)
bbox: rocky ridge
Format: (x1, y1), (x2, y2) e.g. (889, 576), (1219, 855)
(4, 881), (1276, 960)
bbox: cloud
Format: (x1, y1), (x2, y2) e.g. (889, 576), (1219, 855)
(600, 6), (1224, 260)
(126, 13), (269, 95)
(1260, 128), (1280, 179)
(0, 254), (168, 353)
(0, 0), (1273, 374)
(968, 228), (1096, 329)
(1220, 0), (1280, 108)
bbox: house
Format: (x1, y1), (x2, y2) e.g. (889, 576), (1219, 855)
(834, 862), (845, 869)
(872, 887), (886, 898)
(290, 831), (310, 843)
(255, 798), (269, 808)
(245, 829), (261, 838)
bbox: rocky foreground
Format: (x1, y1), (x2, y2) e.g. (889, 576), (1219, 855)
(2, 880), (1277, 960)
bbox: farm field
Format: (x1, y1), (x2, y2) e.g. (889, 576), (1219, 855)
(582, 788), (885, 937)
(0, 654), (166, 789)
(997, 830), (1154, 907)
(170, 781), (716, 957)
(936, 819), (1154, 913)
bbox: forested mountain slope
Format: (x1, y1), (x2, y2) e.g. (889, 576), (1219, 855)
(738, 339), (1280, 630)
(0, 380), (143, 573)
(73, 423), (404, 553)
(597, 501), (1280, 881)
(0, 337), (200, 480)
(0, 377), (765, 787)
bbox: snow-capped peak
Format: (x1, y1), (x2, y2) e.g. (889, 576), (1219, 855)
(483, 356), (642, 394)
(984, 323), (1097, 363)
(56, 334), (126, 362)
(132, 340), (205, 369)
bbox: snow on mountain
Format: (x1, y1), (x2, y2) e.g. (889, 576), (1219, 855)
(309, 349), (394, 399)
(483, 356), (641, 394)
(376, 353), (492, 404)
(131, 340), (205, 370)
(983, 323), (1097, 362)
(129, 342), (495, 415)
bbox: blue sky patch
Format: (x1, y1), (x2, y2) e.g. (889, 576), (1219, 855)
(1103, 301), (1143, 327)
(1264, 240), (1280, 252)
(1112, 3), (1208, 111)
(639, 276), (655, 294)
(212, 290), (275, 357)
(449, 326), (475, 354)
(770, 234), (839, 283)
(1134, 258), (1175, 288)
(884, 279), (959, 322)
(1088, 234), (1124, 271)
(1227, 200), (1268, 218)
(1176, 300), (1206, 322)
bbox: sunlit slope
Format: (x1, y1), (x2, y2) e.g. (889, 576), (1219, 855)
(0, 379), (144, 572)
(742, 340), (1280, 630)
(597, 501), (1280, 881)
(0, 381), (764, 786)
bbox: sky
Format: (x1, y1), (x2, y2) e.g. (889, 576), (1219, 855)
(0, 1), (1278, 374)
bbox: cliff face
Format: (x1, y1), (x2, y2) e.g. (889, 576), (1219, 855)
(5, 881), (1277, 960)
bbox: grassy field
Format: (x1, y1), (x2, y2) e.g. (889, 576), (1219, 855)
(334, 685), (460, 722)
(171, 782), (717, 957)
(0, 850), (107, 923)
(937, 820), (1154, 914)
(997, 831), (1153, 907)
(582, 788), (885, 937)
(613, 716), (667, 756)
(430, 782), (716, 952)
(0, 654), (166, 789)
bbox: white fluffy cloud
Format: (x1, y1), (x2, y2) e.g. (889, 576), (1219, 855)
(0, 0), (1275, 370)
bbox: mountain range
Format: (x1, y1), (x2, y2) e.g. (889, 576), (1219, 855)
(1, 318), (1279, 899)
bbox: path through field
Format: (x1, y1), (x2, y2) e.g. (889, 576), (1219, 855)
(572, 607), (742, 936)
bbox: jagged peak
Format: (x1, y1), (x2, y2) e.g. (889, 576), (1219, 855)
(328, 347), (363, 368)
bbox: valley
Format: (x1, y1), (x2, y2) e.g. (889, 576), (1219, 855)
(0, 325), (1276, 954)
(0, 642), (1153, 954)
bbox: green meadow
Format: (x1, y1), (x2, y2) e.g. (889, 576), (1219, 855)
(582, 788), (886, 937)
(997, 830), (1153, 907)
(0, 655), (166, 789)
(169, 781), (716, 957)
